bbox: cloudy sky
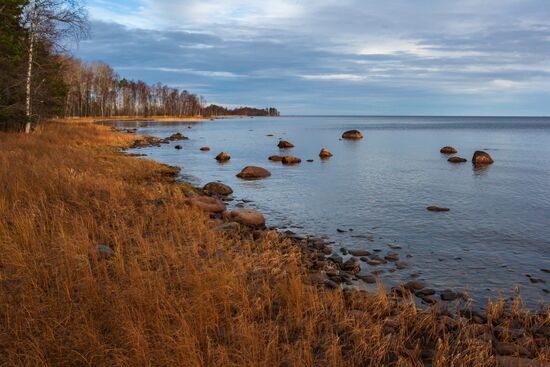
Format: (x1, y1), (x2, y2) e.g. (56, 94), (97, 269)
(74, 0), (550, 115)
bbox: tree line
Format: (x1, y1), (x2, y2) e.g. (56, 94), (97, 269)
(0, 1), (279, 131)
(62, 58), (279, 119)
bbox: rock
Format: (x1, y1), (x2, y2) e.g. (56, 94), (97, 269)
(306, 159), (314, 162)
(269, 155), (284, 161)
(277, 140), (294, 148)
(328, 254), (343, 266)
(384, 252), (399, 262)
(188, 196), (226, 213)
(357, 272), (376, 283)
(395, 261), (409, 269)
(440, 289), (459, 301)
(415, 288), (436, 297)
(342, 130), (363, 140)
(168, 132), (188, 141)
(404, 281), (426, 290)
(229, 209), (265, 227)
(282, 156), (302, 165)
(495, 356), (544, 367)
(337, 228), (346, 233)
(203, 182), (233, 196)
(319, 148), (333, 159)
(440, 146), (458, 154)
(215, 152), (231, 162)
(342, 258), (361, 273)
(325, 279), (340, 289)
(131, 135), (162, 148)
(472, 150), (494, 165)
(214, 222), (240, 233)
(349, 249), (371, 257)
(97, 244), (115, 259)
(236, 166), (271, 179)
(175, 145), (183, 150)
(529, 277), (546, 284)
(427, 206), (450, 212)
(541, 268), (550, 273)
(200, 147), (210, 151)
(448, 156), (467, 163)
(421, 295), (437, 305)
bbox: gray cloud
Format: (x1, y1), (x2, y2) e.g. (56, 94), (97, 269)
(74, 0), (550, 115)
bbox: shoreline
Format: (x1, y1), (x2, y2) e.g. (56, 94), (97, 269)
(115, 117), (545, 312)
(1, 119), (548, 365)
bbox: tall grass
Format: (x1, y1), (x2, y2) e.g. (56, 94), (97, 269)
(0, 121), (548, 366)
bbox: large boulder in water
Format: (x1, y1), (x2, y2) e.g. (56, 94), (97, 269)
(188, 196), (226, 213)
(440, 146), (458, 154)
(278, 140), (295, 148)
(472, 150), (494, 165)
(203, 182), (233, 196)
(215, 152), (231, 162)
(236, 166), (271, 179)
(282, 156), (301, 165)
(229, 209), (265, 227)
(342, 130), (363, 139)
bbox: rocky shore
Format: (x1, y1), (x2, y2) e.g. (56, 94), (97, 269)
(117, 125), (549, 366)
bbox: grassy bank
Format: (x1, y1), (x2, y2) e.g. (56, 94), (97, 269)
(0, 120), (548, 366)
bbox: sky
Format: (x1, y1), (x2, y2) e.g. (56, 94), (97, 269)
(74, 0), (550, 116)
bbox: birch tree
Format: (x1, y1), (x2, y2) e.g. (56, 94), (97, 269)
(23, 0), (87, 132)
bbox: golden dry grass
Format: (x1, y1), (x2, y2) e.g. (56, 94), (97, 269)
(0, 121), (548, 366)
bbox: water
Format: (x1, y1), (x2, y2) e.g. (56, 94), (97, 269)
(115, 116), (550, 308)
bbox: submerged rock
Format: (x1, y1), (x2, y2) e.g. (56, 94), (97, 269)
(440, 146), (458, 154)
(427, 206), (450, 212)
(200, 147), (210, 151)
(282, 156), (302, 165)
(277, 140), (295, 148)
(448, 156), (467, 163)
(236, 166), (271, 179)
(319, 148), (333, 159)
(203, 182), (233, 196)
(349, 249), (371, 257)
(174, 145), (182, 150)
(215, 152), (231, 162)
(342, 130), (363, 139)
(472, 150), (494, 165)
(229, 209), (265, 227)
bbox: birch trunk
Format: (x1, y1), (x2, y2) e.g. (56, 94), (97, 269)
(25, 1), (39, 133)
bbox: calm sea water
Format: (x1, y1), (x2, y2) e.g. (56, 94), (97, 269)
(116, 116), (550, 308)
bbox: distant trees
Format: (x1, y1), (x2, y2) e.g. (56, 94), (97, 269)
(62, 60), (280, 119)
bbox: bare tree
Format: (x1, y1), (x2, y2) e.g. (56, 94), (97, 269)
(23, 0), (88, 132)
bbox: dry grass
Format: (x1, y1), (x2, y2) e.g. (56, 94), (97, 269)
(0, 121), (548, 366)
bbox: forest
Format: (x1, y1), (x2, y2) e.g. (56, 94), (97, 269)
(0, 1), (279, 131)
